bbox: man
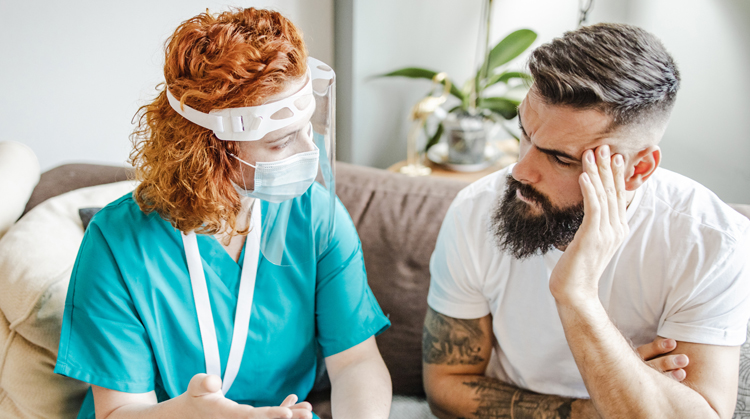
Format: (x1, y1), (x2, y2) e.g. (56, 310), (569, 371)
(423, 23), (750, 419)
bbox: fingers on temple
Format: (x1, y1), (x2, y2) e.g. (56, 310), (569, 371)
(596, 146), (619, 225)
(584, 148), (609, 222)
(580, 171), (600, 228)
(612, 153), (628, 224)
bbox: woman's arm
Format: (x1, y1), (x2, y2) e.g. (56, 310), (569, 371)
(92, 374), (312, 419)
(325, 336), (392, 419)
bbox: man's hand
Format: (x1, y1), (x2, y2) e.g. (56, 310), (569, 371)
(181, 374), (313, 419)
(637, 337), (689, 381)
(549, 145), (629, 305)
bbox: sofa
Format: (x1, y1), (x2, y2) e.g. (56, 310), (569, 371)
(1, 156), (750, 419)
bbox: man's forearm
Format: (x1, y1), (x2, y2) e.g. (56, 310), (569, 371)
(556, 298), (719, 419)
(428, 374), (598, 419)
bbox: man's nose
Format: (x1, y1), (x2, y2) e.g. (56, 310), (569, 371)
(511, 143), (541, 184)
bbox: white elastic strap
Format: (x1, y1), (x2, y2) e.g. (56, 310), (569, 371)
(182, 231), (222, 378)
(182, 199), (261, 394)
(221, 199), (261, 393)
(230, 153), (257, 169)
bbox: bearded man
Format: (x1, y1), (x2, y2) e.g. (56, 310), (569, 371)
(423, 23), (750, 419)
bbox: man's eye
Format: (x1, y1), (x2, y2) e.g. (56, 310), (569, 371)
(553, 155), (572, 167)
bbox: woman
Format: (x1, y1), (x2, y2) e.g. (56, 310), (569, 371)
(55, 8), (392, 419)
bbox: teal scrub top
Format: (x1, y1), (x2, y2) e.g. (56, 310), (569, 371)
(54, 183), (390, 419)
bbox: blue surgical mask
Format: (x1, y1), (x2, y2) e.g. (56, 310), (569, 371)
(231, 144), (319, 203)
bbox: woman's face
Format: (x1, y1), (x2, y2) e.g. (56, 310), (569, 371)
(233, 75), (316, 190)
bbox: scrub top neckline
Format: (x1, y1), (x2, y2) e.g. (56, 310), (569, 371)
(194, 235), (247, 293)
(206, 233), (248, 268)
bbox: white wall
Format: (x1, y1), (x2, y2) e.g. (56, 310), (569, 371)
(339, 0), (750, 204)
(0, 0), (333, 172)
(625, 0), (750, 204)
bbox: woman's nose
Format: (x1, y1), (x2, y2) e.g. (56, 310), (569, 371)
(297, 122), (316, 153)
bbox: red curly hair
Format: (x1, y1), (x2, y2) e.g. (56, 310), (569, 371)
(130, 8), (308, 235)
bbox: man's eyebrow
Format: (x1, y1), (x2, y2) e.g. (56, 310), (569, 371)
(517, 107), (580, 163)
(536, 145), (580, 162)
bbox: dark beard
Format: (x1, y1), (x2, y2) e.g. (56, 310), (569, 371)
(490, 175), (584, 259)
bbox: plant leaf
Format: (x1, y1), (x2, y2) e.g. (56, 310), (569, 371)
(484, 71), (533, 88)
(478, 96), (519, 120)
(486, 29), (537, 74)
(425, 122), (444, 152)
(377, 67), (465, 101)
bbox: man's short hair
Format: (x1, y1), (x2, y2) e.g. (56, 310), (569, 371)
(528, 23), (680, 129)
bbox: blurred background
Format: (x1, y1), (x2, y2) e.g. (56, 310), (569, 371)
(1, 0), (748, 203)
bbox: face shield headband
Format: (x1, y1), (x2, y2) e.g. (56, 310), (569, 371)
(166, 58), (334, 142)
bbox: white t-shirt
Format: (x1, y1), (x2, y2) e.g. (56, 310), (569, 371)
(428, 165), (750, 399)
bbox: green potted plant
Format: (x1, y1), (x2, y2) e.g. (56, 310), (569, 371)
(379, 1), (536, 165)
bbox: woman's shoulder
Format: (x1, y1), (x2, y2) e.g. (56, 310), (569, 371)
(87, 191), (169, 237)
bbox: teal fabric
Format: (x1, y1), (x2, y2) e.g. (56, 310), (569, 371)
(55, 183), (390, 419)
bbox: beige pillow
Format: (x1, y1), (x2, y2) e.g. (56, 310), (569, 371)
(0, 180), (137, 419)
(0, 142), (40, 240)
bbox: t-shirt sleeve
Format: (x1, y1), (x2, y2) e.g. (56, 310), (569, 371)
(427, 197), (491, 319)
(55, 219), (157, 393)
(315, 197), (390, 357)
(658, 233), (750, 346)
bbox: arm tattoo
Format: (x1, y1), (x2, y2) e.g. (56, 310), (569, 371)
(422, 308), (485, 365)
(462, 377), (576, 419)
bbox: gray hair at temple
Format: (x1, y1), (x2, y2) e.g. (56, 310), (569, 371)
(527, 23), (680, 130)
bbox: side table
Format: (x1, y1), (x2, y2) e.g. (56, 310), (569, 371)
(387, 139), (519, 183)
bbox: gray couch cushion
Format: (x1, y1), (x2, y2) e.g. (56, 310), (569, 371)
(334, 163), (467, 396)
(22, 164), (133, 216)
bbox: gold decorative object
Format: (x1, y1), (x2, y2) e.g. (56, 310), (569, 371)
(400, 73), (451, 177)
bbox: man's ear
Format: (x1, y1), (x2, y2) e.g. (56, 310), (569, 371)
(625, 145), (661, 191)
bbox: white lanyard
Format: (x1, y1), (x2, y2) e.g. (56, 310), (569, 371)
(181, 199), (261, 394)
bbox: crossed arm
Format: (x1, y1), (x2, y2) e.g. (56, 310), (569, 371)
(422, 307), (739, 419)
(423, 307), (593, 419)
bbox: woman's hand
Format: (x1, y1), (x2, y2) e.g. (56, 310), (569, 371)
(181, 374), (313, 419)
(93, 374), (313, 419)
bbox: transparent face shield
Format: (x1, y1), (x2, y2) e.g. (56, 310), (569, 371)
(167, 57), (336, 266)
